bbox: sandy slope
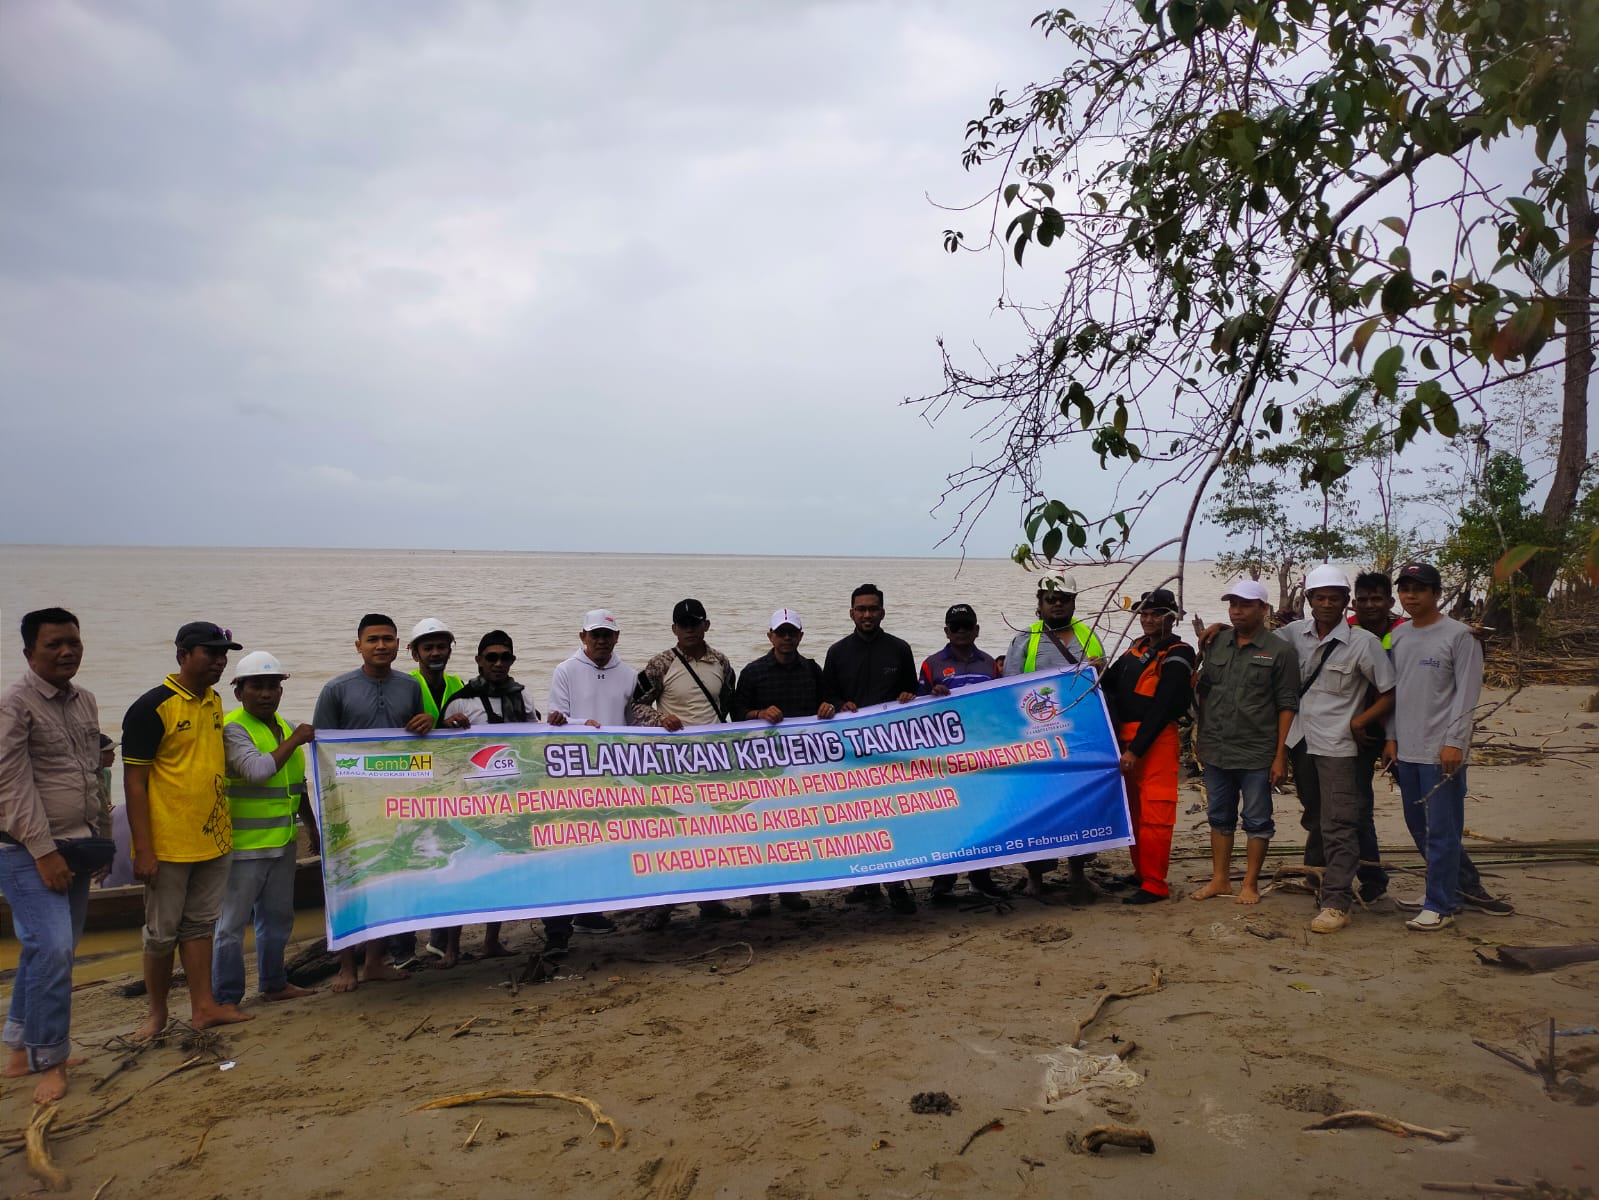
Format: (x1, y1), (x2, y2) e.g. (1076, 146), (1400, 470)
(4, 685), (1596, 1199)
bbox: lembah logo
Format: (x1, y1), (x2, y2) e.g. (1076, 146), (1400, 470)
(466, 743), (521, 779)
(1020, 687), (1061, 723)
(334, 753), (434, 779)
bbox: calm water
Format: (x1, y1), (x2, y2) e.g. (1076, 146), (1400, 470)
(1, 546), (1229, 755)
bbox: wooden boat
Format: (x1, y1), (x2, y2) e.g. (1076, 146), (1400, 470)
(0, 856), (325, 939)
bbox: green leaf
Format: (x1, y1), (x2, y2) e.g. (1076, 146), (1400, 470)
(1378, 216), (1408, 236)
(1380, 270), (1415, 318)
(1349, 315), (1382, 364)
(1372, 345), (1404, 397)
(1041, 526), (1064, 560)
(1506, 197), (1545, 233)
(1493, 543), (1545, 583)
(1419, 344), (1439, 370)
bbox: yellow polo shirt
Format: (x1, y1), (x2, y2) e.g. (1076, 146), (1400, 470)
(122, 674), (231, 862)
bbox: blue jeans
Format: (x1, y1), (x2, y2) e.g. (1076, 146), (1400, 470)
(1204, 765), (1275, 839)
(1395, 761), (1483, 914)
(0, 845), (91, 1071)
(212, 850), (297, 1005)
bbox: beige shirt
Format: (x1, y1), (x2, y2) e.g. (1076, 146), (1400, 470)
(0, 670), (106, 858)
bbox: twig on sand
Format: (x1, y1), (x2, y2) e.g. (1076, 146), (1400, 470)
(90, 1175), (116, 1200)
(451, 1016), (480, 1038)
(679, 942), (755, 975)
(1472, 1039), (1538, 1075)
(414, 1090), (625, 1149)
(1303, 1110), (1461, 1141)
(182, 1118), (218, 1167)
(1420, 1183), (1534, 1196)
(1069, 1125), (1156, 1155)
(462, 1119), (484, 1149)
(957, 1117), (1004, 1155)
(0, 1054), (209, 1149)
(913, 934), (981, 963)
(25, 1104), (69, 1192)
(1067, 966), (1163, 1047)
(400, 1013), (433, 1042)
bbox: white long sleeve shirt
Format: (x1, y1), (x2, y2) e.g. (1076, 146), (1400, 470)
(548, 650), (638, 727)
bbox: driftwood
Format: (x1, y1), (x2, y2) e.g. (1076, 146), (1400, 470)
(1421, 1184), (1534, 1196)
(1070, 1124), (1155, 1155)
(1473, 943), (1599, 973)
(414, 1090), (624, 1149)
(25, 1105), (69, 1192)
(1303, 1109), (1461, 1142)
(0, 1054), (209, 1149)
(1067, 966), (1163, 1047)
(956, 1117), (1004, 1155)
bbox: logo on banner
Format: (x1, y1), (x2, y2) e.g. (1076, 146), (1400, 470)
(334, 753), (434, 779)
(466, 744), (522, 779)
(1020, 686), (1062, 723)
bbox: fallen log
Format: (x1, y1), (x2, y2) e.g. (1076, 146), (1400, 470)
(1473, 943), (1599, 973)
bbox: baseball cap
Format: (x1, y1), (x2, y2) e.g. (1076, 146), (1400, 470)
(769, 608), (803, 632)
(477, 629), (513, 655)
(672, 598), (709, 626)
(582, 609), (620, 633)
(175, 621), (242, 651)
(1396, 561), (1443, 590)
(1136, 589), (1180, 614)
(944, 604), (978, 626)
(1037, 574), (1080, 596)
(409, 617), (453, 646)
(1220, 579), (1271, 604)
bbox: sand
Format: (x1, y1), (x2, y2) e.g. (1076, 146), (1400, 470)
(4, 684), (1596, 1199)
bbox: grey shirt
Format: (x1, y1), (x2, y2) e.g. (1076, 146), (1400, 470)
(1284, 619), (1394, 758)
(312, 669), (425, 732)
(1386, 617), (1482, 763)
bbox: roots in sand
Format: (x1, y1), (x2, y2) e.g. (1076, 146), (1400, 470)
(25, 1104), (69, 1192)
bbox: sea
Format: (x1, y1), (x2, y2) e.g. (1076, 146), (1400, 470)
(0, 544), (1229, 755)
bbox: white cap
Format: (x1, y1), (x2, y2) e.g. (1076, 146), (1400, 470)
(1220, 579), (1271, 604)
(233, 650), (288, 682)
(1305, 564), (1352, 593)
(769, 608), (803, 631)
(1038, 573), (1080, 596)
(582, 609), (620, 633)
(409, 618), (453, 646)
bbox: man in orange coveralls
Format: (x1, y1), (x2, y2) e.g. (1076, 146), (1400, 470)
(1101, 589), (1195, 905)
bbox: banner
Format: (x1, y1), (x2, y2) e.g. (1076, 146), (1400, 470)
(309, 668), (1130, 950)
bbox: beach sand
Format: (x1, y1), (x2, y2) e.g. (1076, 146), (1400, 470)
(5, 684), (1596, 1199)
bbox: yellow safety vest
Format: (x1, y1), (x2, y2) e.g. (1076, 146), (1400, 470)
(410, 670), (465, 721)
(223, 709), (306, 853)
(1022, 620), (1104, 673)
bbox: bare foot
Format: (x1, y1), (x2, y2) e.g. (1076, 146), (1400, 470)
(331, 966), (360, 994)
(261, 983), (317, 1002)
(438, 949), (459, 969)
(191, 1004), (255, 1029)
(1235, 885), (1262, 906)
(362, 961), (410, 984)
(32, 1064), (69, 1104)
(481, 939), (513, 959)
(130, 1012), (169, 1044)
(1190, 879), (1234, 901)
(3, 1048), (28, 1077)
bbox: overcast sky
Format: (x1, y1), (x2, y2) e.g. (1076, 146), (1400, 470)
(3, 0), (1147, 557)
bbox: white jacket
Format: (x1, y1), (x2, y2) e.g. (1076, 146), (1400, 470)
(548, 650), (638, 726)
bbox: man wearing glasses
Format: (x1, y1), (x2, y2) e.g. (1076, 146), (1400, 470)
(1002, 577), (1107, 900)
(122, 622), (255, 1041)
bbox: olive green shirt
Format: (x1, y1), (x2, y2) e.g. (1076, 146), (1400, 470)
(1194, 628), (1300, 770)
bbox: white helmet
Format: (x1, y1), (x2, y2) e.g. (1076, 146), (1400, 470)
(233, 650), (289, 682)
(1305, 564), (1352, 593)
(409, 617), (453, 646)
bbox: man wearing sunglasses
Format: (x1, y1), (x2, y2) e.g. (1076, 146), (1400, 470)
(1002, 577), (1107, 901)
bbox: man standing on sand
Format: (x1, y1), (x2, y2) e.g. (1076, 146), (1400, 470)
(409, 618), (470, 730)
(1100, 590), (1194, 906)
(1345, 571), (1407, 901)
(212, 651), (318, 1007)
(629, 598), (740, 928)
(734, 608), (832, 917)
(1190, 581), (1300, 906)
(917, 605), (1004, 904)
(1383, 562), (1514, 930)
(0, 608), (109, 1102)
(313, 614), (435, 991)
(122, 622), (254, 1040)
(1002, 576), (1107, 901)
(1281, 568), (1395, 934)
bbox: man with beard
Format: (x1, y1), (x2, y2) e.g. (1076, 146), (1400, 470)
(123, 622), (254, 1041)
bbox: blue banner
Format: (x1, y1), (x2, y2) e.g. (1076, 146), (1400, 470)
(309, 668), (1130, 949)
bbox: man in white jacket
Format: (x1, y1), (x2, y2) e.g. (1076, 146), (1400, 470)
(548, 610), (636, 728)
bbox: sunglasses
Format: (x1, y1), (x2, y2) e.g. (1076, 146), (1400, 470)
(946, 622), (977, 632)
(586, 629), (618, 639)
(480, 652), (515, 665)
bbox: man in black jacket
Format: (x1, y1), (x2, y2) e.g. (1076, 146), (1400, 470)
(821, 584), (919, 913)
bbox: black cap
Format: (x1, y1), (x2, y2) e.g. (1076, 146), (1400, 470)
(944, 604), (978, 626)
(477, 629), (514, 655)
(672, 598), (709, 626)
(1397, 562), (1443, 590)
(175, 621), (242, 651)
(1136, 588), (1180, 614)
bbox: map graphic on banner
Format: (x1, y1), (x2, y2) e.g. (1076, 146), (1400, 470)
(309, 668), (1131, 950)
